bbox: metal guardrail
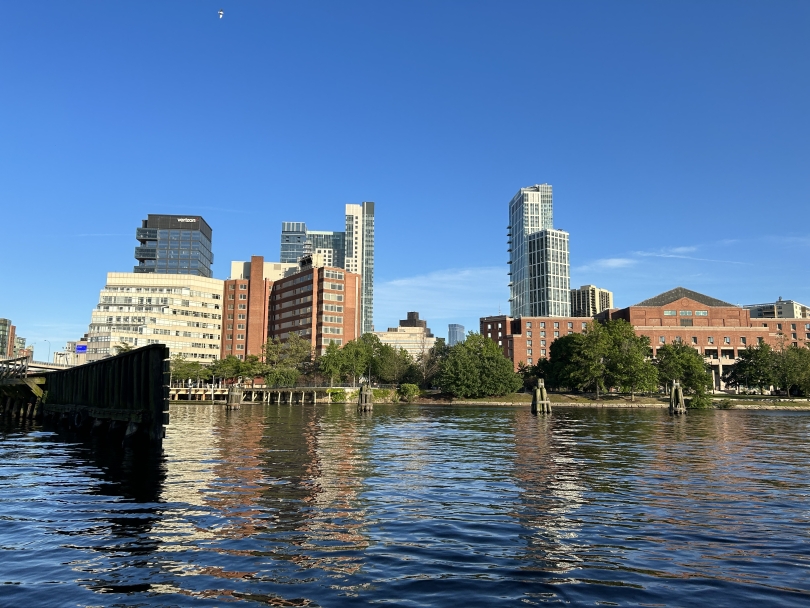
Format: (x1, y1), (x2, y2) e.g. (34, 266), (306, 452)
(0, 356), (29, 381)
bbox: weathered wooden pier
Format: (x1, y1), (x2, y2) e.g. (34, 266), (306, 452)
(0, 344), (170, 444)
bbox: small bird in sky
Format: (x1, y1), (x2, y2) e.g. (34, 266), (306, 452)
(218, 9), (224, 19)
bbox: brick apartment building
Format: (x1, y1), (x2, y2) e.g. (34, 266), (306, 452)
(482, 287), (810, 389)
(221, 255), (362, 360)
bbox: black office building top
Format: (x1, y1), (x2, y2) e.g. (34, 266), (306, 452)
(134, 215), (214, 277)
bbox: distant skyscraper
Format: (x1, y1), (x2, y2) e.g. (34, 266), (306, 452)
(280, 222), (308, 263)
(282, 202), (375, 334)
(508, 185), (571, 317)
(570, 285), (614, 317)
(345, 202), (375, 334)
(448, 324), (465, 346)
(134, 214), (214, 277)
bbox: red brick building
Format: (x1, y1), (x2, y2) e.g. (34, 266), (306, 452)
(482, 287), (810, 389)
(480, 315), (590, 368)
(221, 255), (362, 360)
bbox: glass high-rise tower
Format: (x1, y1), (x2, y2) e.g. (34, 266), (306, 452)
(134, 214), (214, 277)
(508, 185), (570, 317)
(281, 202), (375, 334)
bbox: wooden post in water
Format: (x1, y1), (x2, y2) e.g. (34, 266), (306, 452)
(226, 386), (243, 410)
(531, 379), (552, 415)
(670, 380), (686, 415)
(358, 384), (373, 411)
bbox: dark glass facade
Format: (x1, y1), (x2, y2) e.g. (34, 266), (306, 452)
(134, 215), (214, 277)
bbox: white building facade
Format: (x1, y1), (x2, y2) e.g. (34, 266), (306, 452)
(86, 273), (224, 362)
(570, 284), (614, 317)
(345, 202), (375, 334)
(509, 184), (571, 317)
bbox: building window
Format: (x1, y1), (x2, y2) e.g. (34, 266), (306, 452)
(227, 324), (233, 330)
(791, 324), (796, 330)
(238, 304), (247, 310)
(237, 354), (244, 359)
(792, 333), (797, 339)
(695, 310), (708, 316)
(227, 314), (233, 320)
(487, 333), (491, 338)
(225, 344), (231, 350)
(229, 285), (235, 291)
(228, 294), (235, 300)
(659, 336), (665, 344)
(554, 331), (559, 337)
(692, 337), (698, 344)
(527, 331), (532, 338)
(777, 323), (782, 330)
(581, 323), (587, 329)
(237, 334), (245, 340)
(527, 349), (532, 356)
(806, 333), (810, 339)
(540, 340), (546, 346)
(724, 337), (730, 344)
(487, 324), (491, 330)
(236, 344), (244, 350)
(527, 358), (533, 365)
(239, 294), (247, 300)
(567, 322), (573, 329)
(228, 304), (234, 310)
(664, 310), (676, 316)
(498, 340), (502, 346)
(239, 284), (247, 290)
(227, 334), (233, 340)
(237, 324), (245, 330)
(540, 349), (546, 356)
(540, 331), (545, 337)
(527, 340), (532, 347)
(680, 311), (693, 316)
(498, 323), (502, 329)
(554, 322), (559, 329)
(540, 322), (545, 328)
(238, 314), (246, 320)
(526, 322), (532, 329)
(708, 337), (714, 344)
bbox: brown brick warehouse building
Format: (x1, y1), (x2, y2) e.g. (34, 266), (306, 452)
(221, 255), (362, 360)
(482, 287), (810, 390)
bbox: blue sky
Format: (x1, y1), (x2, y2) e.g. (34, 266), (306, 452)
(1, 1), (809, 354)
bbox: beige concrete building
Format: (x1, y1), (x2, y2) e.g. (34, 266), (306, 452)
(375, 312), (436, 360)
(86, 272), (224, 362)
(744, 297), (809, 319)
(570, 284), (614, 317)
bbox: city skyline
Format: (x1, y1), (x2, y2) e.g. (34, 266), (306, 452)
(2, 2), (809, 349)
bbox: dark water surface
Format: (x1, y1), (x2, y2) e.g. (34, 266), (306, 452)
(2, 404), (810, 607)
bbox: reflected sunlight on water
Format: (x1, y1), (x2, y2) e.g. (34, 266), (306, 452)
(1, 404), (810, 606)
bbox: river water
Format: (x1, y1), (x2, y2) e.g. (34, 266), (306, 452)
(1, 404), (809, 607)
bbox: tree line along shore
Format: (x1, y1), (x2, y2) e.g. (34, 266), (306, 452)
(161, 319), (810, 408)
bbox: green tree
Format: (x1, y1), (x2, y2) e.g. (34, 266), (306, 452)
(438, 333), (521, 398)
(604, 320), (657, 401)
(722, 342), (775, 394)
(774, 345), (809, 396)
(113, 342), (134, 355)
(240, 354), (265, 387)
(417, 337), (449, 388)
(543, 333), (582, 391)
(655, 341), (713, 396)
(570, 321), (611, 398)
(261, 334), (312, 387)
(341, 339), (371, 387)
(210, 355), (242, 382)
(318, 342), (345, 386)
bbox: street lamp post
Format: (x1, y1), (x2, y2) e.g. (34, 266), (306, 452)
(44, 339), (51, 363)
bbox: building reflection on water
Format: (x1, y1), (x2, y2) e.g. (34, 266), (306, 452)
(511, 410), (586, 574)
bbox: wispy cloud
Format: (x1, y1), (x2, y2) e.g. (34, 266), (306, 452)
(634, 251), (750, 265)
(574, 257), (637, 272)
